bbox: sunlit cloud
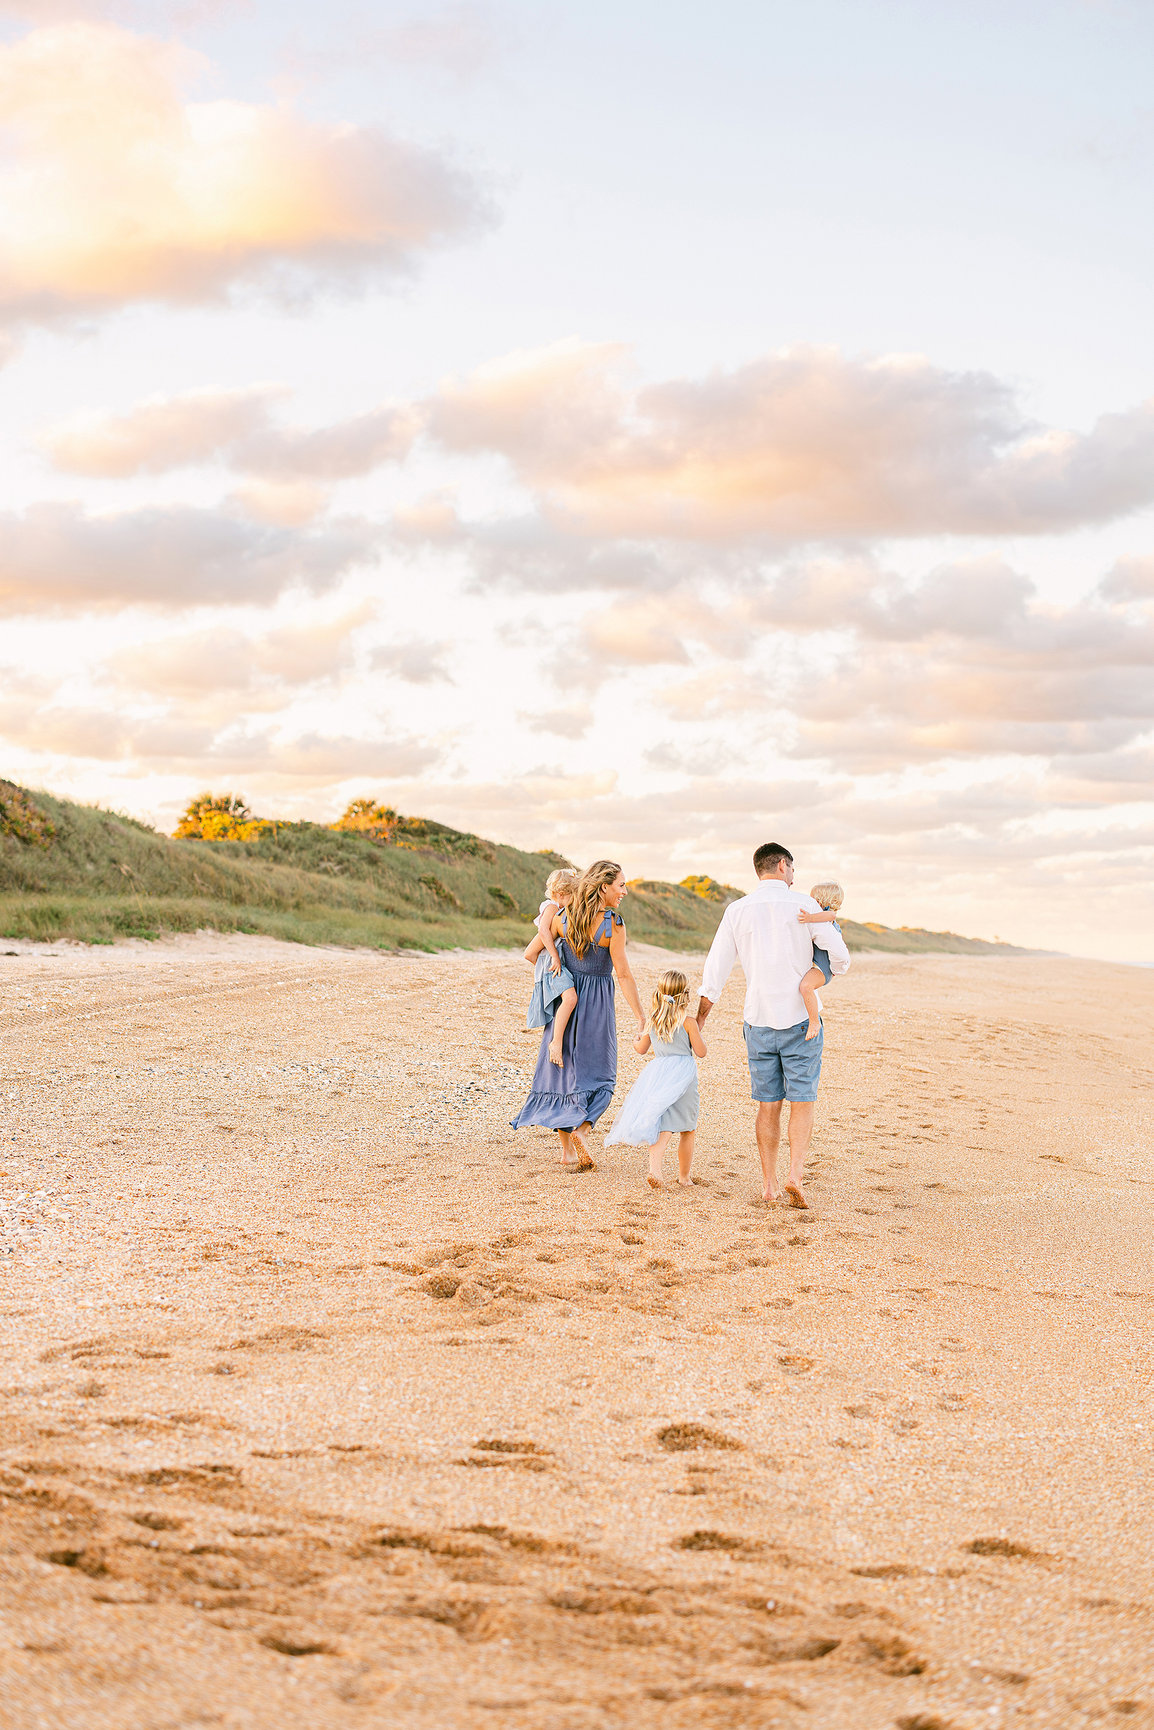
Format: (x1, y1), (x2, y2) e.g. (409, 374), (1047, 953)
(0, 500), (378, 612)
(0, 22), (489, 330)
(426, 341), (1154, 541)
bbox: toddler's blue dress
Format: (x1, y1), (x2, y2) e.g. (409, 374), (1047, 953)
(526, 905), (576, 1029)
(605, 1023), (699, 1147)
(811, 918), (841, 984)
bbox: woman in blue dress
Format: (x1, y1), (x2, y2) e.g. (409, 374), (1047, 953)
(511, 859), (645, 1170)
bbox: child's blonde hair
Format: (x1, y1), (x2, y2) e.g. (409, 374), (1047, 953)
(545, 868), (579, 902)
(649, 969), (691, 1041)
(810, 881), (844, 911)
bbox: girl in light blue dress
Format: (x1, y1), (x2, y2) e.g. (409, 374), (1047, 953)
(605, 969), (706, 1188)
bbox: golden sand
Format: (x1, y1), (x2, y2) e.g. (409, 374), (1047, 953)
(0, 934), (1151, 1729)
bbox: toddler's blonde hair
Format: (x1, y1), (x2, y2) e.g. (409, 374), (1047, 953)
(809, 881), (844, 912)
(649, 969), (691, 1041)
(545, 867), (579, 901)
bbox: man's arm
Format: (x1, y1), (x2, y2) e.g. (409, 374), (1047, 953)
(697, 909), (738, 1025)
(810, 917), (851, 976)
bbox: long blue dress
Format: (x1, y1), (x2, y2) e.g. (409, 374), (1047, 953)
(511, 909), (623, 1131)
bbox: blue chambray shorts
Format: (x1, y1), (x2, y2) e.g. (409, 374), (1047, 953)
(744, 1018), (823, 1103)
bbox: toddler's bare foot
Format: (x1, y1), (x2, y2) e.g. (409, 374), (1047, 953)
(785, 1181), (809, 1209)
(804, 1018), (820, 1042)
(547, 1039), (563, 1066)
(647, 1173), (663, 1189)
(678, 1175), (695, 1187)
(763, 1183), (780, 1203)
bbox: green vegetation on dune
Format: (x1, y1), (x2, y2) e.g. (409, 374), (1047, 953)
(0, 780), (1033, 956)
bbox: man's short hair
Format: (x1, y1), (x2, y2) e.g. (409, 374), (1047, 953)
(753, 842), (794, 877)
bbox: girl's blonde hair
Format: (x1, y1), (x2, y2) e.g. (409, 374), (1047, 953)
(545, 867), (579, 901)
(649, 969), (690, 1041)
(809, 881), (844, 911)
(566, 859), (623, 955)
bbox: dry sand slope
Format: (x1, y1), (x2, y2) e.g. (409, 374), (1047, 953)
(0, 934), (1152, 1730)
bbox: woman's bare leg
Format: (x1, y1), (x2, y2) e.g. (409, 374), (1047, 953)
(558, 1129), (577, 1165)
(570, 1121), (596, 1170)
(677, 1130), (696, 1185)
(648, 1130), (673, 1188)
(799, 965), (825, 1041)
(547, 989), (578, 1066)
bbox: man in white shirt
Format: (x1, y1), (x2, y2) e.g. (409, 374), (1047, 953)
(697, 841), (850, 1209)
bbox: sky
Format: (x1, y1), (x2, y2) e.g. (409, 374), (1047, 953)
(1, 0), (1153, 959)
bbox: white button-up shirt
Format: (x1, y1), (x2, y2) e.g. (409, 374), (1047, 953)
(701, 879), (851, 1029)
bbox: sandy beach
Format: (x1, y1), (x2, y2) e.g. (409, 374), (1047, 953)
(0, 933), (1151, 1730)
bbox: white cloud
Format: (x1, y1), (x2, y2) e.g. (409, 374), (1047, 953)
(0, 22), (488, 330)
(0, 501), (378, 612)
(423, 341), (1154, 541)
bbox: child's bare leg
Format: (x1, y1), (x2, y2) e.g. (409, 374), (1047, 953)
(677, 1130), (696, 1185)
(800, 966), (825, 1041)
(547, 988), (578, 1066)
(648, 1130), (673, 1188)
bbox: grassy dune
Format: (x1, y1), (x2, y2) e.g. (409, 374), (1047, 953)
(0, 782), (1032, 956)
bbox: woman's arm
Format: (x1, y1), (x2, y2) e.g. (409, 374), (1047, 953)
(632, 1031), (652, 1055)
(608, 919), (645, 1031)
(684, 1014), (707, 1057)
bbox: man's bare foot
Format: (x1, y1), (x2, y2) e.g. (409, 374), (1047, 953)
(547, 1039), (563, 1066)
(784, 1181), (809, 1209)
(647, 1173), (663, 1189)
(804, 1019), (820, 1042)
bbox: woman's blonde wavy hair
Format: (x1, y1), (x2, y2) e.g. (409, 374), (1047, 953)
(566, 859), (623, 956)
(649, 969), (690, 1041)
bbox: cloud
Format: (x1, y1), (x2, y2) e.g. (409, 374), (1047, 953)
(1100, 555), (1154, 604)
(519, 704), (593, 738)
(105, 608), (372, 700)
(40, 388), (286, 476)
(580, 599), (691, 666)
(423, 341), (1154, 542)
(0, 695), (440, 780)
(370, 639), (453, 683)
(0, 501), (378, 613)
(40, 385), (420, 484)
(0, 22), (488, 329)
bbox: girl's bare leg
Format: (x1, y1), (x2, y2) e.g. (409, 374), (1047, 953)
(799, 965), (826, 1041)
(677, 1130), (696, 1185)
(558, 1129), (577, 1165)
(547, 988), (578, 1066)
(571, 1121), (595, 1171)
(648, 1130), (673, 1188)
